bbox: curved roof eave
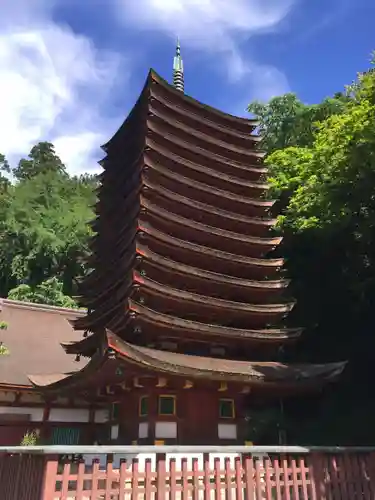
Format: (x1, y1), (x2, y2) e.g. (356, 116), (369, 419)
(149, 69), (258, 130)
(141, 201), (281, 247)
(146, 137), (267, 178)
(149, 85), (260, 143)
(148, 107), (259, 159)
(137, 245), (289, 290)
(144, 148), (268, 192)
(107, 330), (347, 385)
(28, 339), (108, 391)
(28, 331), (346, 390)
(101, 68), (259, 154)
(139, 223), (285, 269)
(129, 301), (301, 342)
(133, 272), (294, 314)
(142, 181), (276, 229)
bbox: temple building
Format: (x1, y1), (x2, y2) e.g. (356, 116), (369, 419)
(23, 43), (346, 445)
(0, 299), (107, 446)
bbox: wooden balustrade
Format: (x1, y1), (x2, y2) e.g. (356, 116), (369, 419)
(0, 445), (374, 499)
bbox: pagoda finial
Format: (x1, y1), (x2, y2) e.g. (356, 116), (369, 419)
(173, 37), (184, 93)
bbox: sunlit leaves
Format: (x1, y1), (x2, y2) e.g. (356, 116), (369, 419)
(0, 142), (95, 298)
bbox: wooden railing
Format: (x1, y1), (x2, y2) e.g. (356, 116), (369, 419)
(0, 445), (374, 499)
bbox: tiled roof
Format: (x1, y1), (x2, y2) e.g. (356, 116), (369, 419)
(107, 332), (346, 385)
(0, 299), (87, 387)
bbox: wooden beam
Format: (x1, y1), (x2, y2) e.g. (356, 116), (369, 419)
(156, 377), (167, 388)
(218, 382), (228, 392)
(133, 377), (144, 388)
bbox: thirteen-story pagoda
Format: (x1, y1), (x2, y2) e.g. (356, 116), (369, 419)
(30, 43), (345, 445)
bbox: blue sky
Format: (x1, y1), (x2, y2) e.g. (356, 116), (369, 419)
(0, 0), (374, 175)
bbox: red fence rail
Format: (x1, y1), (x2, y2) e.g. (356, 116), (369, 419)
(0, 445), (374, 499)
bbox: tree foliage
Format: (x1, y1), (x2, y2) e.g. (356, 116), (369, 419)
(12, 142), (66, 181)
(249, 58), (375, 444)
(0, 142), (95, 301)
(248, 93), (349, 154)
(8, 277), (79, 309)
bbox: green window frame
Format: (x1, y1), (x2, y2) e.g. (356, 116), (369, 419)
(112, 402), (120, 420)
(51, 427), (80, 445)
(158, 395), (176, 416)
(139, 396), (149, 417)
(219, 399), (235, 419)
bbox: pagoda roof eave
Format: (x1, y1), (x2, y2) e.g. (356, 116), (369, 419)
(61, 334), (98, 356)
(133, 272), (294, 315)
(147, 120), (265, 163)
(101, 69), (259, 153)
(141, 181), (276, 229)
(139, 224), (285, 269)
(144, 148), (269, 192)
(142, 156), (272, 211)
(149, 69), (258, 130)
(29, 330), (347, 392)
(101, 70), (151, 151)
(137, 244), (289, 290)
(139, 204), (281, 247)
(129, 301), (302, 342)
(146, 137), (267, 178)
(28, 342), (108, 392)
(148, 107), (260, 160)
(149, 85), (260, 143)
(106, 331), (347, 385)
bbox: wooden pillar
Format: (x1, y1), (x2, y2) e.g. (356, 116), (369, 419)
(88, 407), (96, 444)
(40, 403), (51, 444)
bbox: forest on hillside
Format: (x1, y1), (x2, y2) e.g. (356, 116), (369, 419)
(1, 60), (375, 444)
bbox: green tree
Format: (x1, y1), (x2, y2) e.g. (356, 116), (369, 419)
(0, 144), (95, 298)
(11, 142), (66, 181)
(248, 93), (349, 154)
(0, 153), (10, 192)
(8, 277), (79, 309)
(260, 63), (375, 444)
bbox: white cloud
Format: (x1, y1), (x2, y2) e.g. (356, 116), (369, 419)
(121, 0), (293, 48)
(53, 133), (103, 176)
(0, 0), (294, 177)
(0, 0), (126, 175)
(115, 0), (294, 94)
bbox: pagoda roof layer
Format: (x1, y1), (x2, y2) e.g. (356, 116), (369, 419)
(142, 153), (273, 215)
(144, 146), (269, 195)
(103, 70), (259, 151)
(148, 107), (260, 162)
(136, 245), (288, 291)
(132, 272), (293, 316)
(29, 330), (346, 391)
(149, 86), (260, 145)
(108, 332), (346, 384)
(79, 222), (284, 304)
(137, 224), (284, 272)
(145, 137), (267, 182)
(140, 181), (275, 236)
(139, 199), (281, 256)
(63, 299), (301, 358)
(129, 302), (301, 342)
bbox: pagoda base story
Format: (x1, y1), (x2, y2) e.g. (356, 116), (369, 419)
(29, 331), (345, 446)
(107, 388), (262, 446)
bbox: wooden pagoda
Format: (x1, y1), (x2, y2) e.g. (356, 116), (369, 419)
(29, 46), (345, 445)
